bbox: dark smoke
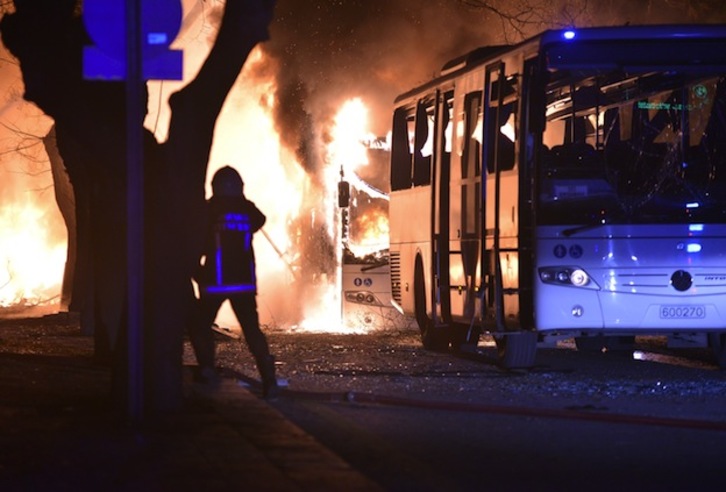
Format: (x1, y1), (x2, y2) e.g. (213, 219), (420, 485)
(264, 0), (491, 139)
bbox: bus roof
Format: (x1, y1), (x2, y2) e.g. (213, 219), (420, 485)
(539, 24), (726, 45)
(394, 24), (726, 104)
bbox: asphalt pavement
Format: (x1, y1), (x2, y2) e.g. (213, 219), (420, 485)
(0, 314), (381, 492)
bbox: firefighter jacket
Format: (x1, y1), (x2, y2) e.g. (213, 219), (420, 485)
(196, 195), (266, 295)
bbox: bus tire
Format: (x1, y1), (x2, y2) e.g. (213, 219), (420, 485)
(495, 331), (537, 369)
(708, 333), (726, 369)
(414, 257), (448, 352)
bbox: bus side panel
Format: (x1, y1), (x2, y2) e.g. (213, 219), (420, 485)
(389, 186), (433, 317)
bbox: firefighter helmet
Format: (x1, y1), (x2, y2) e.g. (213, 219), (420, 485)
(211, 166), (244, 197)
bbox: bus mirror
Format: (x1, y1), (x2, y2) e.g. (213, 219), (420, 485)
(338, 180), (350, 208)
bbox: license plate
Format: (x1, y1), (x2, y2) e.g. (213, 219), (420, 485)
(659, 305), (706, 319)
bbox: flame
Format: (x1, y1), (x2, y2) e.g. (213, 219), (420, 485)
(220, 95), (393, 334)
(0, 71), (63, 311)
(327, 98), (390, 259)
(0, 199), (66, 307)
(327, 98), (378, 176)
(348, 209), (389, 258)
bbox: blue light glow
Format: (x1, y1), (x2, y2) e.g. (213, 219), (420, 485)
(686, 202), (700, 208)
(205, 284), (256, 294)
(147, 32), (168, 45)
(686, 243), (702, 253)
(689, 224), (704, 232)
(563, 30), (576, 40)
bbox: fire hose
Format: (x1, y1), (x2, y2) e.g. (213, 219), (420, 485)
(260, 228), (299, 280)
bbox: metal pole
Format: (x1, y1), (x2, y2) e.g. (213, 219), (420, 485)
(126, 0), (144, 422)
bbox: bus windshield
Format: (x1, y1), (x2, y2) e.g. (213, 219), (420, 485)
(538, 72), (726, 226)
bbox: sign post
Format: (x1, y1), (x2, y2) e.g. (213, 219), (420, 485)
(125, 0), (144, 423)
(83, 0), (183, 421)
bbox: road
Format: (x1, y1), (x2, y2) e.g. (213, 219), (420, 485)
(212, 328), (726, 491)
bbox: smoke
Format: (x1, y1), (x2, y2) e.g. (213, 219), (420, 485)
(264, 0), (491, 137)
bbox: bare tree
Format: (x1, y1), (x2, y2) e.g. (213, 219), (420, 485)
(0, 0), (276, 414)
(457, 0), (726, 41)
(580, 0), (726, 25)
(456, 0), (592, 40)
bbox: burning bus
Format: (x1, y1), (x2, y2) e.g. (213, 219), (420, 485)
(388, 25), (726, 368)
(338, 140), (413, 332)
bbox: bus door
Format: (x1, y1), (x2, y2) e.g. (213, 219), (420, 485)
(434, 90), (454, 326)
(447, 90), (482, 325)
(482, 62), (520, 331)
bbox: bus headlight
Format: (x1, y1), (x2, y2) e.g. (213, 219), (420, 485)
(345, 291), (384, 306)
(570, 269), (589, 286)
(539, 267), (598, 289)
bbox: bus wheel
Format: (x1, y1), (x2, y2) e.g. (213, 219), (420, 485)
(708, 333), (726, 369)
(414, 258), (448, 352)
(494, 331), (537, 369)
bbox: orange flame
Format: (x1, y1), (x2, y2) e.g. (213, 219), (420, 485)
(0, 199), (66, 307)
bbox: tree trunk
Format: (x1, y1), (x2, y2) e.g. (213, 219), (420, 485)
(43, 126), (75, 313)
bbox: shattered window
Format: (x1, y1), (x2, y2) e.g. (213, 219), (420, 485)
(538, 73), (726, 225)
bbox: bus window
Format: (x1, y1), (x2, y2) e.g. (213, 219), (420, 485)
(463, 92), (482, 179)
(485, 73), (518, 174)
(460, 92), (481, 236)
(543, 118), (565, 149)
(390, 107), (413, 191)
(413, 100), (434, 186)
(443, 100), (453, 145)
(539, 72), (726, 225)
(485, 100), (517, 173)
(441, 93), (454, 174)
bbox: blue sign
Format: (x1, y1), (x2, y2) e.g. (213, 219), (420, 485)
(353, 277), (374, 287)
(83, 0), (183, 81)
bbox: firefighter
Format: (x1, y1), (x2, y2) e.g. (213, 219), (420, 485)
(190, 165), (278, 398)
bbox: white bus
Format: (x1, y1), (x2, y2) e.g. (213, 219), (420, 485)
(388, 25), (726, 368)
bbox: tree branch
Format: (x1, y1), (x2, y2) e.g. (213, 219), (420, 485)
(165, 0), (276, 181)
